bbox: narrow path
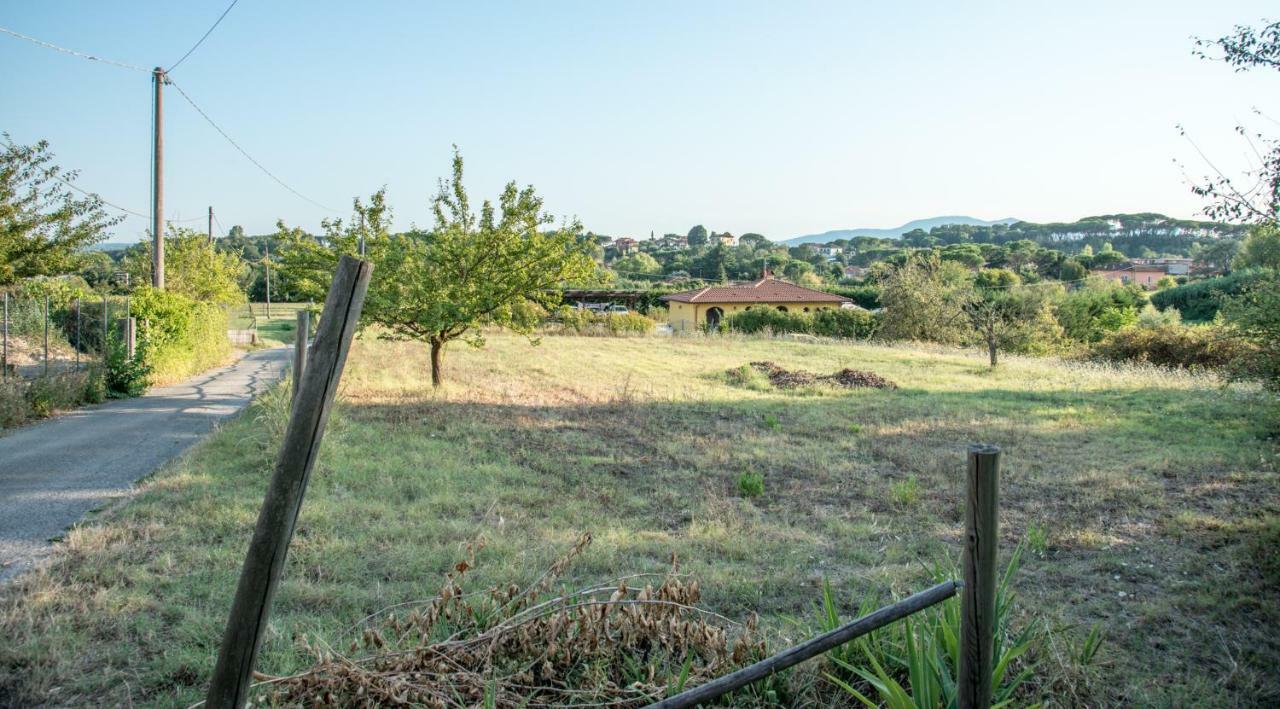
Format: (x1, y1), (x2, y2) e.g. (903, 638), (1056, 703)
(0, 347), (289, 582)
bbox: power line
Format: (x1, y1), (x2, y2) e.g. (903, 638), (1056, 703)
(0, 25), (147, 72)
(168, 0), (240, 72)
(166, 77), (338, 212)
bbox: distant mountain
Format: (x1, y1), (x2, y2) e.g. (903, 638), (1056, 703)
(85, 242), (136, 253)
(784, 216), (1020, 246)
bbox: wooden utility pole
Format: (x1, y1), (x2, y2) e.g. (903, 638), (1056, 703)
(206, 256), (372, 709)
(959, 444), (1000, 709)
(358, 212), (366, 256)
(208, 206), (214, 244)
(152, 67), (166, 289)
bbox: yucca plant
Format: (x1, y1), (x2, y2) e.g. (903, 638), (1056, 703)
(822, 543), (1044, 708)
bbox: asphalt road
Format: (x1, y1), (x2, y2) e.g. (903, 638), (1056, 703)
(0, 347), (289, 583)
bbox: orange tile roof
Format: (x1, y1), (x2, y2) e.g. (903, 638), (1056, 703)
(661, 278), (852, 304)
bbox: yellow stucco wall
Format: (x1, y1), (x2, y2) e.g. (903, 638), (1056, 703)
(666, 301), (841, 332)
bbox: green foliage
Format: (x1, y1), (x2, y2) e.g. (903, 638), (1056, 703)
(1025, 522), (1049, 557)
(876, 252), (973, 344)
(725, 307), (876, 339)
(1234, 223), (1280, 270)
(0, 368), (105, 429)
(737, 471), (765, 498)
(824, 545), (1057, 708)
(548, 307), (656, 336)
(1, 137), (121, 285)
(889, 476), (919, 507)
(687, 224), (709, 247)
(967, 285), (1065, 365)
(103, 328), (151, 398)
(762, 413), (781, 431)
(1150, 268), (1273, 322)
(1220, 272), (1280, 390)
(122, 226), (247, 305)
(825, 284), (881, 309)
(129, 287), (231, 385)
(613, 251), (662, 275)
(1053, 280), (1143, 342)
(1089, 323), (1250, 371)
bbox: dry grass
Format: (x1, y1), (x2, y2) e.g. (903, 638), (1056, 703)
(0, 333), (1277, 707)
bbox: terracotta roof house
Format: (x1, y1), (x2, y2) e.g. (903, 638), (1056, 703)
(1090, 261), (1174, 288)
(661, 277), (852, 332)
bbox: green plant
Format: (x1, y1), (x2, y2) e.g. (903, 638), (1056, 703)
(824, 544), (1047, 708)
(762, 413), (781, 431)
(1025, 522), (1049, 557)
(1089, 322), (1252, 370)
(103, 328), (151, 398)
(890, 476), (920, 507)
(849, 423), (863, 434)
(738, 471), (765, 498)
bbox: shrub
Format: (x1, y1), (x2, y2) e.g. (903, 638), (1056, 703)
(103, 328), (151, 398)
(1149, 268), (1273, 323)
(889, 476), (919, 507)
(547, 307), (655, 336)
(725, 307), (874, 339)
(824, 284), (881, 309)
(0, 367), (105, 429)
(130, 287), (231, 385)
(1054, 281), (1144, 342)
(1089, 323), (1251, 370)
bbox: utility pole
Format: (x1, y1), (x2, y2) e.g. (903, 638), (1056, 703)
(208, 206), (214, 244)
(152, 67), (166, 289)
(358, 212), (366, 256)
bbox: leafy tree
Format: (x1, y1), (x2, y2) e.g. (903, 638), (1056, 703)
(613, 252), (661, 275)
(966, 285), (1063, 366)
(1234, 222), (1280, 269)
(366, 152), (594, 386)
(1058, 259), (1088, 281)
(1221, 273), (1280, 390)
(228, 225), (245, 238)
(1, 137), (121, 285)
(877, 251), (973, 344)
(974, 268), (1020, 289)
(1190, 19), (1280, 223)
(122, 226), (247, 305)
(739, 233), (769, 249)
(687, 224), (709, 247)
(1054, 280), (1143, 342)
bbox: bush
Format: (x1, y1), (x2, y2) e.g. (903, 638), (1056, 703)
(103, 328), (151, 398)
(1150, 268), (1273, 323)
(824, 284), (881, 309)
(1089, 323), (1252, 370)
(0, 367), (105, 429)
(1054, 281), (1144, 342)
(546, 307), (656, 336)
(737, 471), (765, 497)
(725, 307), (875, 339)
(130, 287), (231, 385)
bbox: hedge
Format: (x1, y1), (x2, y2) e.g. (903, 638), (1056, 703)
(1088, 323), (1253, 370)
(725, 307), (877, 339)
(1150, 268), (1274, 323)
(130, 287), (231, 385)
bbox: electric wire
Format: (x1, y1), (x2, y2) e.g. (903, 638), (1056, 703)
(168, 0), (240, 72)
(166, 77), (338, 212)
(0, 25), (148, 72)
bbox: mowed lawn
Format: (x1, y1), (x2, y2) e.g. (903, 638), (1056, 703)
(1, 333), (1277, 706)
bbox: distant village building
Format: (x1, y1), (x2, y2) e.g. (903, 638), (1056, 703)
(613, 237), (639, 255)
(1090, 261), (1179, 287)
(658, 234), (688, 249)
(843, 265), (868, 279)
(661, 277), (853, 332)
(711, 232), (736, 246)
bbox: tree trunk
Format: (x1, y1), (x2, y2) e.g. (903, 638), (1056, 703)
(987, 331), (998, 367)
(430, 339), (444, 386)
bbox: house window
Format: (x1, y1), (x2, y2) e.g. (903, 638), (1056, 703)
(776, 306), (788, 312)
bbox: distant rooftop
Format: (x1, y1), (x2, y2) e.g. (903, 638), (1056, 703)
(660, 278), (852, 304)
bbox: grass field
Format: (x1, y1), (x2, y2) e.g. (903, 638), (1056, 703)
(1, 333), (1277, 706)
(226, 302), (311, 347)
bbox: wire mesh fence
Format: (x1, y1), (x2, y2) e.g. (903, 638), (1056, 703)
(1, 289), (131, 382)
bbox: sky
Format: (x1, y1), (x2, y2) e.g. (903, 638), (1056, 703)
(1, 1), (1276, 243)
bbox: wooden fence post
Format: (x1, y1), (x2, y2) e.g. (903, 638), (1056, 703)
(205, 256), (372, 709)
(43, 295), (49, 377)
(2, 292), (8, 381)
(117, 318), (136, 360)
(292, 309), (309, 401)
(959, 444), (1000, 709)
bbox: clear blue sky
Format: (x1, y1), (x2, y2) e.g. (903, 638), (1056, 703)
(1, 1), (1275, 242)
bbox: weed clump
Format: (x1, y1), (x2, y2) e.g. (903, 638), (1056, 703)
(738, 471), (766, 498)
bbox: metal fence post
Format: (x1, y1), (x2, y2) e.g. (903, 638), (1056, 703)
(43, 294), (49, 377)
(292, 309), (309, 401)
(102, 295), (109, 363)
(117, 318), (136, 360)
(2, 292), (8, 381)
(959, 444), (1000, 709)
(75, 297), (81, 370)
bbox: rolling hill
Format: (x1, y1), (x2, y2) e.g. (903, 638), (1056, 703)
(784, 216), (1019, 245)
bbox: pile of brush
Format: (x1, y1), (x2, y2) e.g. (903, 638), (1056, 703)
(744, 361), (897, 390)
(254, 534), (766, 708)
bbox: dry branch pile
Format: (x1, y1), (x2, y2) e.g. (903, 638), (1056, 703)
(255, 534), (766, 708)
(744, 361), (897, 390)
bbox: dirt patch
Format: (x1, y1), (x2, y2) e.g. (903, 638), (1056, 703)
(744, 361), (897, 390)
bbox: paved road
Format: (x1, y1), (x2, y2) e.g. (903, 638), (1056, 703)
(0, 347), (289, 582)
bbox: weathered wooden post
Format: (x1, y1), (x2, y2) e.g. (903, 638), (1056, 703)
(959, 444), (1000, 709)
(292, 309), (309, 401)
(206, 256), (372, 709)
(2, 292), (8, 381)
(101, 295), (108, 361)
(75, 297), (81, 370)
(117, 318), (136, 360)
